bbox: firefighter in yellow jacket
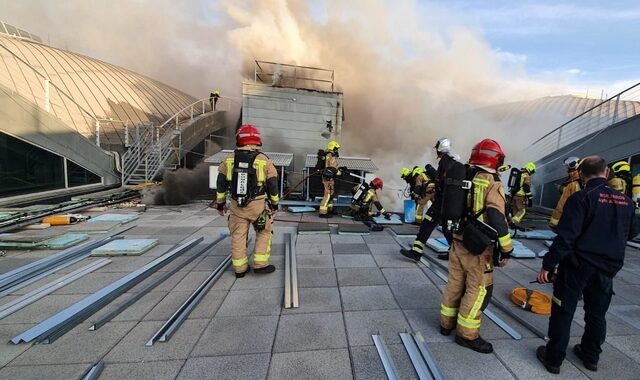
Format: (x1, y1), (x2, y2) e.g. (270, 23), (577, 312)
(401, 167), (436, 224)
(319, 140), (342, 218)
(549, 157), (581, 230)
(215, 125), (279, 278)
(609, 161), (632, 197)
(440, 139), (513, 354)
(511, 162), (535, 226)
(350, 177), (391, 221)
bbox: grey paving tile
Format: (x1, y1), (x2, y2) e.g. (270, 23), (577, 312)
(50, 271), (132, 295)
(0, 294), (82, 324)
(128, 269), (189, 293)
(351, 343), (419, 380)
(573, 308), (640, 337)
(188, 290), (228, 320)
(404, 308), (452, 343)
(608, 305), (640, 330)
(341, 285), (399, 311)
(100, 360), (184, 380)
(190, 255), (227, 271)
(105, 319), (209, 362)
(344, 310), (411, 346)
(430, 342), (514, 379)
(332, 243), (370, 254)
(295, 243), (333, 255)
(337, 268), (388, 287)
(143, 291), (192, 321)
(565, 336), (640, 379)
(10, 321), (136, 366)
(172, 271), (216, 292)
(367, 243), (402, 255)
(373, 253), (420, 268)
(382, 268), (430, 285)
(297, 255), (335, 268)
(191, 315), (278, 356)
(295, 234), (332, 244)
(0, 323), (32, 366)
(267, 349), (353, 380)
(494, 338), (589, 380)
(331, 235), (365, 244)
(363, 233), (397, 244)
(611, 284), (640, 305)
(297, 268), (338, 287)
(282, 287), (342, 314)
(389, 283), (442, 309)
(178, 354), (270, 380)
(273, 312), (347, 352)
(97, 255), (158, 273)
(334, 254), (377, 268)
(616, 268), (640, 285)
(91, 291), (166, 323)
(216, 288), (282, 316)
(0, 364), (87, 380)
(230, 270), (284, 290)
(209, 270), (237, 291)
(606, 334), (640, 362)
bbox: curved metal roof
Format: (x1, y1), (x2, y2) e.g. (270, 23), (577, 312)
(0, 34), (196, 146)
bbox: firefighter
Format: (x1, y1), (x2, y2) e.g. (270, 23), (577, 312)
(536, 156), (638, 374)
(439, 139), (513, 354)
(210, 89), (220, 110)
(401, 167), (435, 224)
(214, 125), (279, 278)
(350, 177), (391, 221)
(609, 160), (632, 197)
(319, 140), (341, 218)
(549, 157), (581, 230)
(401, 137), (457, 261)
(510, 161), (535, 227)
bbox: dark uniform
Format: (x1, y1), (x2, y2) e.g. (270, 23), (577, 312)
(542, 177), (638, 368)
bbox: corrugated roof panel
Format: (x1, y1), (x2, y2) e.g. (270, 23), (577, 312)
(204, 150), (294, 167)
(304, 154), (378, 171)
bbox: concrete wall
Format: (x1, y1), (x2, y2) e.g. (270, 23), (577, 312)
(242, 82), (344, 173)
(0, 83), (120, 186)
(533, 115), (640, 207)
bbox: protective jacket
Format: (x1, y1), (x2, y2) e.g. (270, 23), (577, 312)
(609, 174), (632, 197)
(351, 184), (386, 218)
(320, 151), (339, 215)
(550, 170), (581, 228)
(544, 178), (638, 277)
(440, 169), (513, 340)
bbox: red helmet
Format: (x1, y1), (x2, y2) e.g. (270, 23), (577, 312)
(236, 124), (262, 146)
(469, 139), (505, 170)
(370, 177), (383, 190)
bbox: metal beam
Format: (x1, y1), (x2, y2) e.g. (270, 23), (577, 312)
(372, 334), (400, 380)
(90, 236), (227, 331)
(146, 254), (231, 345)
(10, 238), (202, 344)
(82, 361), (105, 380)
(414, 332), (446, 380)
(290, 233), (299, 308)
(284, 233), (292, 308)
(400, 333), (433, 380)
(0, 259), (111, 319)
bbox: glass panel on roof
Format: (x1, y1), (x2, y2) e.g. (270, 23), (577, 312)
(66, 159), (101, 187)
(4, 24), (18, 36)
(0, 132), (64, 197)
(17, 29), (30, 38)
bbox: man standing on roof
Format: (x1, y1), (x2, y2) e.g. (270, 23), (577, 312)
(401, 137), (457, 261)
(401, 166), (436, 225)
(439, 139), (513, 354)
(549, 157), (581, 231)
(214, 125), (279, 278)
(350, 177), (391, 222)
(536, 156), (638, 374)
(319, 140), (342, 218)
(510, 162), (536, 227)
(609, 160), (632, 197)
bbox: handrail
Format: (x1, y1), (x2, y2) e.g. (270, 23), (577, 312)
(155, 95), (232, 131)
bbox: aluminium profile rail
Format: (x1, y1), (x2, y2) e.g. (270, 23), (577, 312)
(283, 233), (299, 308)
(81, 360), (105, 380)
(90, 235), (228, 331)
(0, 235), (123, 298)
(372, 334), (400, 380)
(414, 332), (445, 380)
(10, 238), (202, 344)
(400, 332), (433, 380)
(146, 253), (231, 345)
(0, 259), (111, 319)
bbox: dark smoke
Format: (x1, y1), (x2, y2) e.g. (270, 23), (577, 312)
(149, 162), (212, 205)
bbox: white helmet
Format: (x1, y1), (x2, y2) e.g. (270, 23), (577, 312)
(435, 137), (451, 153)
(563, 156), (580, 170)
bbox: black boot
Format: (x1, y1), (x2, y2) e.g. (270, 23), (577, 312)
(400, 248), (421, 261)
(574, 344), (597, 371)
(455, 335), (493, 354)
(440, 326), (454, 336)
(235, 267), (250, 278)
(254, 265), (276, 274)
(437, 253), (449, 260)
(536, 346), (561, 374)
(319, 213), (333, 218)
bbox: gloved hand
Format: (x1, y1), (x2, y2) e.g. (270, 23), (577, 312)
(527, 197), (533, 207)
(269, 202), (279, 212)
(548, 223), (557, 233)
(215, 202), (226, 216)
(384, 212), (392, 220)
(338, 166), (348, 176)
(499, 248), (512, 267)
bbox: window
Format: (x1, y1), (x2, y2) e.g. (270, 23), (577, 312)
(66, 160), (101, 187)
(541, 178), (566, 209)
(631, 154), (640, 177)
(0, 132), (64, 197)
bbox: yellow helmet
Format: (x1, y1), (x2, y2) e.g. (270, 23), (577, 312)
(400, 167), (411, 178)
(411, 167), (424, 177)
(612, 161), (631, 173)
(327, 140), (340, 152)
(525, 162), (536, 174)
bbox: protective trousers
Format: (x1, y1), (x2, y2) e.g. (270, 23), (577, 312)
(320, 179), (334, 215)
(228, 199), (273, 273)
(415, 193), (434, 223)
(511, 195), (527, 225)
(440, 239), (494, 340)
(545, 260), (613, 367)
(411, 196), (449, 254)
